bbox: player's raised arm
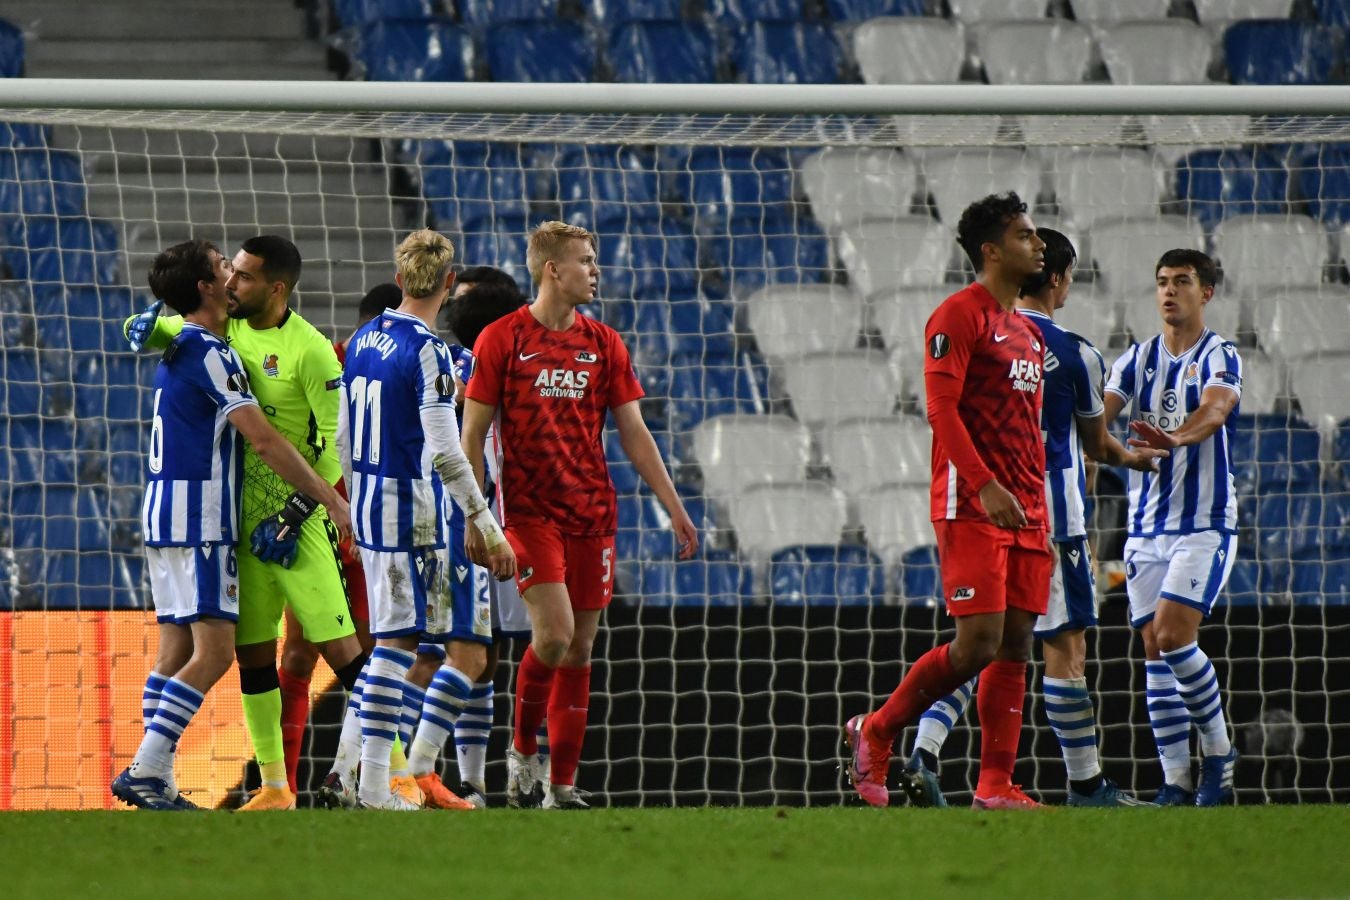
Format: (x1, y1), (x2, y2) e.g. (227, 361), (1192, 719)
(613, 400), (697, 559)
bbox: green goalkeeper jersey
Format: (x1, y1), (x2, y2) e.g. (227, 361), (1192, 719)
(132, 308), (343, 525)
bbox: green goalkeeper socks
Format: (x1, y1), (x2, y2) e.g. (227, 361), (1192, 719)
(241, 687), (286, 789)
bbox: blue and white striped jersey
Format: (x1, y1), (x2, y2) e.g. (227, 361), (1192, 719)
(142, 323), (257, 546)
(1018, 309), (1105, 540)
(1105, 330), (1242, 536)
(343, 310), (458, 551)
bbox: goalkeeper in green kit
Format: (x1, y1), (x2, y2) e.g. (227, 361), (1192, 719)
(125, 235), (369, 810)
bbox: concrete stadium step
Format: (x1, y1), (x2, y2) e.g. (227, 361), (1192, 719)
(24, 59), (335, 80)
(25, 39), (327, 69)
(55, 129), (382, 171)
(3, 1), (312, 42)
(85, 182), (404, 232)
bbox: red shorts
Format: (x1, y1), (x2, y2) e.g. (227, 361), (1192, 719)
(506, 521), (616, 611)
(333, 479), (368, 624)
(933, 519), (1052, 617)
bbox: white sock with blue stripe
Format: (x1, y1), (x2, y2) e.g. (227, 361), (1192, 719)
(359, 647), (415, 804)
(409, 665), (472, 778)
(399, 682), (427, 759)
(455, 681), (494, 790)
(1043, 676), (1101, 782)
(331, 664), (366, 783)
(131, 676), (202, 782)
(1163, 642), (1232, 758)
(914, 677), (976, 760)
(1146, 660), (1194, 790)
(140, 670), (178, 796)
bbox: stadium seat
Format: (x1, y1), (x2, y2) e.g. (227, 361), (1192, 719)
(1235, 352), (1284, 417)
(10, 484), (108, 552)
(707, 217), (831, 297)
(1068, 0), (1170, 21)
(947, 0), (1048, 21)
(921, 149), (1042, 230)
(0, 148), (87, 217)
(5, 415), (76, 485)
(599, 220), (701, 301)
(1089, 215), (1206, 295)
(826, 0), (925, 19)
(1192, 0), (1295, 23)
(1291, 556), (1350, 605)
(835, 218), (954, 295)
(0, 348), (41, 416)
(1225, 20), (1344, 86)
(420, 142), (530, 230)
(898, 544), (942, 605)
(800, 148), (919, 232)
(821, 415), (931, 498)
(1289, 351), (1350, 426)
(1120, 287), (1240, 346)
(620, 491), (713, 561)
(333, 0), (441, 26)
(857, 482), (932, 565)
(485, 21), (596, 82)
(708, 0), (807, 23)
(0, 280), (33, 347)
(1317, 0), (1350, 27)
(1295, 143), (1350, 228)
(460, 0), (563, 26)
(769, 544), (884, 606)
(1257, 418), (1323, 492)
(672, 146), (795, 227)
(1053, 291), (1121, 352)
(667, 352), (771, 431)
(631, 556), (751, 607)
(780, 351), (897, 427)
(4, 216), (122, 286)
(1098, 20), (1214, 85)
(609, 21), (720, 84)
(647, 295), (737, 358)
(351, 19), (474, 82)
(852, 17), (965, 85)
(744, 283), (863, 359)
(589, 0), (686, 25)
(1214, 214), (1327, 293)
(0, 123), (49, 147)
(1176, 148), (1290, 230)
(0, 19), (22, 78)
(977, 21), (1093, 86)
(460, 218), (532, 286)
(726, 481), (849, 559)
(1053, 149), (1166, 231)
(869, 287), (941, 354)
(691, 413), (811, 497)
(730, 22), (845, 84)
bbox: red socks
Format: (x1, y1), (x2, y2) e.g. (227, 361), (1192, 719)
(870, 643), (962, 744)
(513, 644), (556, 755)
(546, 666), (591, 787)
(277, 669), (310, 794)
(976, 660), (1028, 795)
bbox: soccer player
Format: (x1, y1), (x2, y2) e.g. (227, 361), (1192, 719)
(124, 236), (369, 810)
(460, 221), (699, 809)
(897, 229), (1164, 808)
(112, 239), (351, 810)
(335, 228), (515, 810)
(844, 192), (1051, 810)
(1105, 249), (1242, 807)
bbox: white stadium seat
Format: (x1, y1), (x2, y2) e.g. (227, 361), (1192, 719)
(977, 21), (1094, 85)
(1053, 149), (1166, 230)
(1268, 287), (1350, 360)
(853, 17), (965, 86)
(835, 218), (954, 295)
(745, 284), (863, 359)
(889, 345), (925, 408)
(691, 413), (811, 497)
(1236, 351), (1283, 416)
(823, 416), (931, 498)
(780, 351), (898, 427)
(1054, 293), (1121, 351)
(1090, 215), (1205, 294)
(1289, 352), (1350, 427)
(1098, 20), (1213, 85)
(727, 481), (848, 559)
(869, 287), (942, 353)
(1214, 214), (1328, 293)
(947, 0), (1049, 22)
(801, 147), (919, 232)
(1069, 0), (1170, 22)
(857, 483), (934, 564)
(922, 149), (1042, 229)
(1192, 0), (1294, 23)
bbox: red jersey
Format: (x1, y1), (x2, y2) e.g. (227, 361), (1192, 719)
(924, 283), (1046, 526)
(466, 305), (644, 536)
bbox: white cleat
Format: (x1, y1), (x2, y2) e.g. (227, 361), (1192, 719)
(507, 747), (543, 809)
(358, 792), (422, 811)
(542, 784), (591, 810)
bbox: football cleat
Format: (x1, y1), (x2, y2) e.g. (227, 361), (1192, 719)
(390, 774), (424, 807)
(972, 784), (1040, 810)
(111, 768), (182, 811)
(542, 784), (591, 810)
(171, 791), (201, 810)
(317, 771), (357, 809)
(236, 785), (297, 811)
(1195, 748), (1238, 807)
(358, 792), (422, 811)
(842, 714), (891, 808)
(415, 772), (476, 810)
(897, 749), (948, 808)
(507, 747), (544, 809)
(1152, 783), (1195, 806)
(456, 781), (488, 810)
(1067, 778), (1154, 807)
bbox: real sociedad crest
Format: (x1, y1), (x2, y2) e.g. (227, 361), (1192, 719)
(263, 353), (280, 377)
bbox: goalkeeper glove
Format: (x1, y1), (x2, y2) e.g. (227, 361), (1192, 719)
(249, 491), (318, 568)
(125, 300), (163, 352)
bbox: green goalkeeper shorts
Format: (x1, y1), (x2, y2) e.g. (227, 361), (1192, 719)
(234, 513), (356, 647)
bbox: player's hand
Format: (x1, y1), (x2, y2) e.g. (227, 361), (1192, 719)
(125, 300), (163, 352)
(465, 523), (487, 567)
(1122, 446), (1169, 472)
(671, 507), (699, 560)
(1128, 420), (1181, 452)
(978, 479), (1027, 529)
(327, 496), (352, 545)
(249, 491), (318, 568)
(483, 540), (517, 582)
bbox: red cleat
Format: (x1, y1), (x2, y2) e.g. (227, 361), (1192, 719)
(843, 714), (892, 808)
(972, 784), (1040, 810)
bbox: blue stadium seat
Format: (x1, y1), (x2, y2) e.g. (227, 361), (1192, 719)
(731, 22), (845, 84)
(0, 347), (41, 416)
(605, 429), (676, 496)
(1255, 419), (1321, 491)
(460, 217), (532, 286)
(609, 21), (721, 83)
(28, 549), (142, 611)
(709, 0), (806, 22)
(1224, 21), (1344, 85)
(706, 218), (830, 297)
(4, 216), (122, 286)
(667, 352), (771, 431)
(556, 145), (662, 230)
(460, 0), (563, 27)
(1295, 143), (1350, 228)
(598, 220), (701, 300)
(421, 144), (531, 230)
(1317, 0), (1350, 27)
(0, 148), (87, 216)
(0, 19), (22, 78)
(333, 0), (441, 26)
(1291, 554), (1350, 604)
(898, 544), (941, 605)
(353, 19), (474, 82)
(1223, 558), (1262, 604)
(0, 122), (49, 147)
(10, 485), (109, 551)
(633, 295), (735, 358)
(485, 22), (596, 82)
(1175, 148), (1289, 230)
(0, 280), (33, 347)
(826, 0), (925, 18)
(94, 355), (149, 422)
(770, 544), (884, 606)
(589, 0), (687, 25)
(632, 556), (751, 606)
(671, 146), (795, 226)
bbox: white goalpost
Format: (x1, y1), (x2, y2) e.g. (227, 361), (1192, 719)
(1, 79), (1347, 808)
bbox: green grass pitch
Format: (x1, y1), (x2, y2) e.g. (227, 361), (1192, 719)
(4, 806), (1345, 899)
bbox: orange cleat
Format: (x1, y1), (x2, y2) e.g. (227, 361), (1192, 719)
(236, 785), (297, 811)
(415, 772), (476, 811)
(390, 774), (425, 807)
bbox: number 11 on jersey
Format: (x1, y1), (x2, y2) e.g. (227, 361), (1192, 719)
(348, 375), (382, 464)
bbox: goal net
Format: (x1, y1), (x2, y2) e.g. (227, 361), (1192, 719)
(1, 82), (1347, 808)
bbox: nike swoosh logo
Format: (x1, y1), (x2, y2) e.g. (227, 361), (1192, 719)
(993, 334), (1008, 342)
(519, 352), (543, 361)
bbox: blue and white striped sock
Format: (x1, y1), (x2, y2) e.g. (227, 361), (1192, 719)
(1146, 660), (1193, 790)
(455, 681), (494, 790)
(142, 671), (168, 733)
(1163, 642), (1232, 758)
(131, 676), (202, 780)
(359, 647), (415, 804)
(914, 677), (976, 759)
(399, 682), (427, 756)
(331, 663), (366, 781)
(409, 665), (472, 777)
(1043, 675), (1101, 782)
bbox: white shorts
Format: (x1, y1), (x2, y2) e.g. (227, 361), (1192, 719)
(145, 543), (239, 625)
(359, 545), (447, 639)
(1034, 536), (1098, 638)
(1124, 531), (1238, 628)
(491, 573), (531, 637)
